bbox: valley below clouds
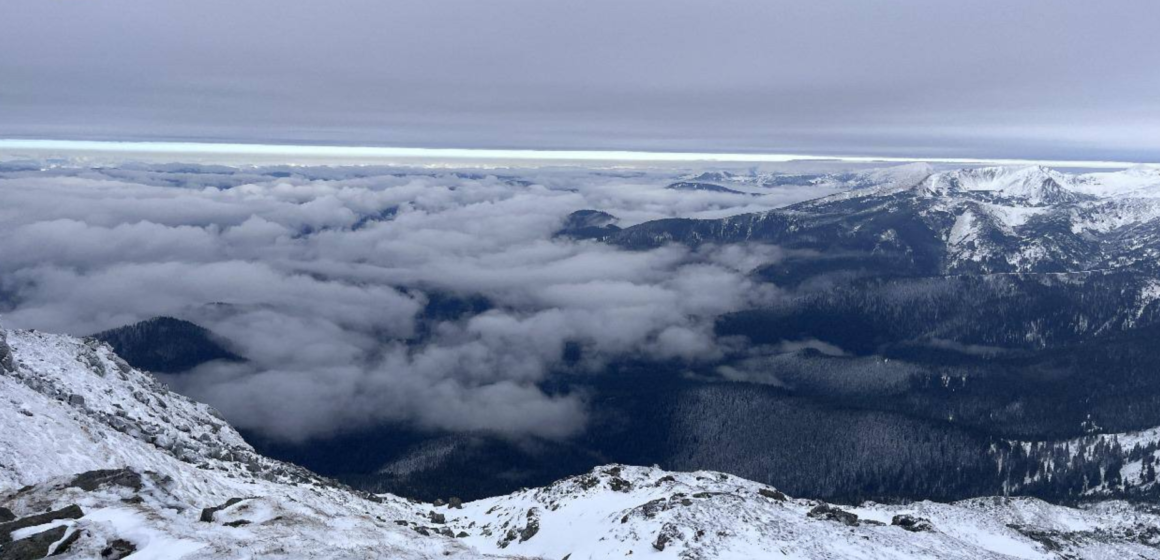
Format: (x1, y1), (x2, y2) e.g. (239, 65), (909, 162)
(0, 161), (818, 441)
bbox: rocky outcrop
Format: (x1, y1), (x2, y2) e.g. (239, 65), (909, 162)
(806, 504), (859, 526)
(0, 505), (84, 544)
(0, 329), (13, 374)
(200, 498), (247, 523)
(99, 538), (136, 559)
(0, 525), (68, 560)
(67, 469), (143, 492)
(652, 522), (681, 551)
(892, 514), (934, 532)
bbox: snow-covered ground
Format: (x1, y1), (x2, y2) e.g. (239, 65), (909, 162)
(4, 325), (1160, 559)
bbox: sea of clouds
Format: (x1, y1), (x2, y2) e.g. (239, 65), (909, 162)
(0, 161), (846, 441)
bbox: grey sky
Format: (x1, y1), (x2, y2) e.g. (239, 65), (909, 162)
(2, 0), (1158, 160)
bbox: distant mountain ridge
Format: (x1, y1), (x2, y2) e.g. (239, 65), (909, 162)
(92, 316), (241, 374)
(609, 165), (1160, 276)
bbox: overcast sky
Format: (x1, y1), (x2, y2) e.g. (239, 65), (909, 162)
(2, 0), (1158, 161)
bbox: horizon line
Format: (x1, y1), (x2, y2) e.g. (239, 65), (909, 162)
(0, 138), (1154, 170)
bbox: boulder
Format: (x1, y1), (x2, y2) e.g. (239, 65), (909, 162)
(607, 477), (631, 492)
(53, 526), (83, 555)
(67, 394), (86, 408)
(652, 523), (681, 552)
(891, 514), (934, 532)
(200, 498), (246, 523)
(85, 354), (107, 377)
(112, 357), (132, 374)
(100, 538), (136, 559)
(68, 469), (144, 492)
(0, 508), (13, 523)
(0, 505), (84, 544)
(758, 488), (788, 501)
(807, 504), (859, 526)
(519, 508), (540, 542)
(448, 497), (463, 509)
(0, 331), (13, 373)
(0, 525), (68, 560)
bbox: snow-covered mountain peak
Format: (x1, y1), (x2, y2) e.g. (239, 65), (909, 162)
(1075, 165), (1160, 198)
(920, 166), (1087, 206)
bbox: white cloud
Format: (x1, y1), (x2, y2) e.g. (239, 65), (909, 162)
(0, 162), (804, 441)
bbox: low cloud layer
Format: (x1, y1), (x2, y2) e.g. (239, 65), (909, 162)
(0, 162), (828, 441)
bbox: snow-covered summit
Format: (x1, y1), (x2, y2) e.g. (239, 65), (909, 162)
(1074, 165), (1160, 198)
(919, 166), (1088, 206)
(4, 325), (1160, 558)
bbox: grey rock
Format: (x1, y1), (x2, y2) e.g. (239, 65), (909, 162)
(51, 525), (82, 556)
(0, 332), (13, 373)
(112, 357), (132, 374)
(100, 538), (136, 559)
(0, 507), (13, 522)
(608, 477), (631, 492)
(68, 469), (143, 492)
(200, 498), (246, 523)
(0, 505), (84, 545)
(652, 522), (681, 552)
(0, 525), (68, 560)
(448, 496), (463, 509)
(519, 508), (540, 542)
(67, 394), (85, 408)
(807, 504), (859, 526)
(82, 352), (107, 377)
(891, 514), (934, 532)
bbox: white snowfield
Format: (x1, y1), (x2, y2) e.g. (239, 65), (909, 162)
(797, 164), (1160, 274)
(3, 326), (1160, 559)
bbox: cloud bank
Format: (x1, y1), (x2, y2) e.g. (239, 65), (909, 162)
(0, 162), (816, 441)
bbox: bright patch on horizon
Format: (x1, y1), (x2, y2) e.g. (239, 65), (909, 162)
(0, 139), (1152, 169)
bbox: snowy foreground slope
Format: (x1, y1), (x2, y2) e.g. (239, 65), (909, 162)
(4, 327), (1160, 558)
